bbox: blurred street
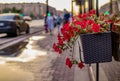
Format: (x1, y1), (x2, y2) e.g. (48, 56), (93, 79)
(0, 28), (77, 81)
(0, 0), (119, 81)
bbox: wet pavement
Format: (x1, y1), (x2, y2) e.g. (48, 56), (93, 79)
(0, 41), (28, 56)
(0, 29), (75, 81)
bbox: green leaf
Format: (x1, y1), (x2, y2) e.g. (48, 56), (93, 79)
(72, 60), (78, 64)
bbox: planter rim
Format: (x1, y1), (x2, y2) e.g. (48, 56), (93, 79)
(80, 31), (111, 36)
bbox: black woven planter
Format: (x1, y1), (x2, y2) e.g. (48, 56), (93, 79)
(80, 32), (112, 64)
(112, 32), (120, 61)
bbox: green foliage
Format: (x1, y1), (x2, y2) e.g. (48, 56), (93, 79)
(2, 7), (22, 13)
(2, 8), (10, 13)
(72, 60), (78, 64)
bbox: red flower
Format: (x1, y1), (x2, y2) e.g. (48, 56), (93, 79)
(74, 20), (81, 26)
(107, 19), (112, 23)
(88, 9), (96, 16)
(78, 62), (84, 69)
(74, 20), (87, 29)
(87, 20), (95, 25)
(80, 20), (87, 29)
(92, 23), (100, 33)
(82, 13), (87, 18)
(57, 33), (61, 39)
(77, 14), (82, 18)
(73, 27), (80, 33)
(57, 33), (64, 45)
(53, 43), (56, 49)
(63, 22), (70, 30)
(62, 32), (71, 42)
(72, 16), (75, 21)
(112, 25), (117, 32)
(53, 43), (62, 54)
(66, 58), (72, 68)
(58, 49), (62, 54)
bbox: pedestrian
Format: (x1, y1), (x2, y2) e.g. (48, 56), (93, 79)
(56, 15), (62, 32)
(46, 12), (54, 35)
(63, 10), (70, 25)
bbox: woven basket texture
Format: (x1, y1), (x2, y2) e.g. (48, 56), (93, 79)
(80, 32), (112, 64)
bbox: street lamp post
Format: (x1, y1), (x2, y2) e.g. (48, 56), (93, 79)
(96, 1), (99, 81)
(71, 0), (74, 16)
(96, 0), (99, 17)
(44, 0), (49, 33)
(80, 0), (82, 14)
(46, 0), (49, 16)
(88, 0), (93, 11)
(84, 0), (86, 13)
(110, 0), (112, 14)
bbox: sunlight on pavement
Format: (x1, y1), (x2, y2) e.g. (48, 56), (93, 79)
(0, 35), (47, 63)
(0, 35), (48, 81)
(0, 35), (58, 81)
(0, 64), (34, 81)
(31, 36), (46, 40)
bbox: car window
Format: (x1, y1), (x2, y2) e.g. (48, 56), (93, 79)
(0, 15), (14, 20)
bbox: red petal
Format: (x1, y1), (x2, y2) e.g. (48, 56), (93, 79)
(78, 62), (84, 69)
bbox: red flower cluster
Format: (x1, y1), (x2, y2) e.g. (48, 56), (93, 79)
(66, 58), (84, 69)
(53, 43), (62, 54)
(66, 58), (72, 68)
(78, 61), (84, 69)
(53, 10), (111, 69)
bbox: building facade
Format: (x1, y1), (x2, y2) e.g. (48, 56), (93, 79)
(0, 3), (57, 19)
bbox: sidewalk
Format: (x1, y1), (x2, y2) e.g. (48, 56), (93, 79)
(37, 27), (91, 81)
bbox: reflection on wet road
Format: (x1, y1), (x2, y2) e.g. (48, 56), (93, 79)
(0, 35), (47, 63)
(0, 35), (47, 81)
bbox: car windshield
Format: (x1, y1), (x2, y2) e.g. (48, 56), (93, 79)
(0, 15), (14, 20)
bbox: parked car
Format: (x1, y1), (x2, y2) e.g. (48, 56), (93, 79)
(0, 13), (30, 36)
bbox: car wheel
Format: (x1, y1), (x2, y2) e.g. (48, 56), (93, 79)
(26, 26), (30, 34)
(15, 28), (20, 36)
(7, 33), (13, 37)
